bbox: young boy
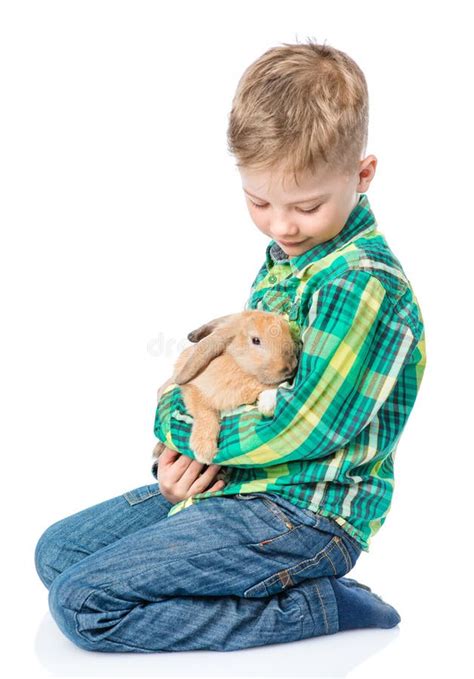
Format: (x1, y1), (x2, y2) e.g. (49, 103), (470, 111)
(36, 39), (425, 653)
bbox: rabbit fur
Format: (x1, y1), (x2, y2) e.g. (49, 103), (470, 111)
(152, 309), (301, 472)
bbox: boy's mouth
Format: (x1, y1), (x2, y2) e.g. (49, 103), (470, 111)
(278, 239), (306, 247)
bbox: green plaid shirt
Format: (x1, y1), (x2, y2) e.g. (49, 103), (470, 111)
(152, 193), (426, 552)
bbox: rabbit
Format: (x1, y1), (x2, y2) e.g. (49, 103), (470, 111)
(152, 309), (301, 469)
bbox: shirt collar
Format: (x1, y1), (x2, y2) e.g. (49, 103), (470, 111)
(264, 193), (377, 276)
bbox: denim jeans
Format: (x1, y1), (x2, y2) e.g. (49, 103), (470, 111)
(35, 483), (368, 652)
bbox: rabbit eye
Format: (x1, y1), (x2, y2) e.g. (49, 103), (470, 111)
(251, 336), (261, 345)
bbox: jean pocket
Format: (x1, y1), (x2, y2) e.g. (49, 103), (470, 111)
(244, 529), (352, 598)
(235, 493), (303, 531)
(243, 508), (361, 598)
(123, 483), (162, 506)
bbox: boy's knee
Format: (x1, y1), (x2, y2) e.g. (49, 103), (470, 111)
(48, 572), (97, 651)
(34, 522), (66, 589)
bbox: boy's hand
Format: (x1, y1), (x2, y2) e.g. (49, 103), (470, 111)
(158, 446), (226, 504)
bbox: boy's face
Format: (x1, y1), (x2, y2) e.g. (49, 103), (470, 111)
(239, 157), (376, 257)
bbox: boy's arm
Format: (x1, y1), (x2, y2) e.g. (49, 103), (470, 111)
(154, 269), (418, 467)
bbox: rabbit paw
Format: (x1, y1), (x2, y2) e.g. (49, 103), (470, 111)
(190, 430), (218, 465)
(257, 388), (278, 416)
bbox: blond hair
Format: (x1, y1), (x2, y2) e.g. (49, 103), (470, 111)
(227, 38), (369, 184)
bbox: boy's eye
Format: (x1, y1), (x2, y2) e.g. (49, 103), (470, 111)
(250, 200), (321, 214)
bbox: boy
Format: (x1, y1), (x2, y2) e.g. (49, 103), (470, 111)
(36, 39), (425, 653)
(153, 40), (425, 551)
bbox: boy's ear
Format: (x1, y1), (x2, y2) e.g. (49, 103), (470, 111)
(187, 313), (238, 342)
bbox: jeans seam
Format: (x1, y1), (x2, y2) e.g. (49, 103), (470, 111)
(123, 486), (161, 506)
(314, 581), (329, 634)
(288, 535), (342, 579)
(257, 524), (301, 546)
(258, 534), (343, 594)
(336, 537), (353, 571)
(321, 545), (338, 575)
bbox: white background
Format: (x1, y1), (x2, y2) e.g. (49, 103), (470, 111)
(1, 0), (472, 676)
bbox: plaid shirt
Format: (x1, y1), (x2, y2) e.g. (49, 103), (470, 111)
(152, 193), (426, 551)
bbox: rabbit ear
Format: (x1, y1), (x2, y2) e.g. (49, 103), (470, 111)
(187, 313), (239, 342)
(175, 320), (239, 384)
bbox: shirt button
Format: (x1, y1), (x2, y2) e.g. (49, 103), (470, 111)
(268, 274), (277, 284)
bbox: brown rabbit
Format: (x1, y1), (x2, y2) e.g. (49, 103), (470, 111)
(152, 309), (301, 467)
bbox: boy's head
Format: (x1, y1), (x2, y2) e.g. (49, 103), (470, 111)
(227, 39), (377, 256)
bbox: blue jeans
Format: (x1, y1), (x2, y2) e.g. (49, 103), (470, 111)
(35, 483), (377, 652)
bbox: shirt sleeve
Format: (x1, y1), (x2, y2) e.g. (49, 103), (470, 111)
(153, 269), (418, 467)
